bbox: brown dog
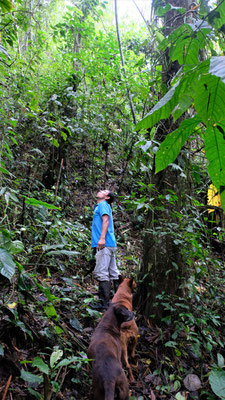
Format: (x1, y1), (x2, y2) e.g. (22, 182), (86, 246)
(88, 303), (134, 400)
(112, 276), (138, 382)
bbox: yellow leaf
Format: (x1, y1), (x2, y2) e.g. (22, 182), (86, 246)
(207, 184), (221, 213)
(7, 302), (17, 309)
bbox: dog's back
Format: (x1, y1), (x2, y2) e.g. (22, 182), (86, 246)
(88, 303), (133, 400)
(112, 277), (136, 311)
(112, 276), (138, 382)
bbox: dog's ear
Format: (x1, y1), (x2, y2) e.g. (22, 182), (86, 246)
(118, 275), (124, 283)
(128, 277), (134, 288)
(129, 277), (137, 291)
(114, 305), (134, 322)
(114, 305), (128, 314)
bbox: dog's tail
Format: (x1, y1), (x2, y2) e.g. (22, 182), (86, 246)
(104, 381), (115, 400)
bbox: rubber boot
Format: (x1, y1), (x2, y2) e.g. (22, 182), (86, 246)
(100, 281), (111, 310)
(91, 281), (111, 311)
(113, 279), (120, 294)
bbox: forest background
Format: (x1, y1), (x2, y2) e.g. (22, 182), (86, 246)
(0, 0), (225, 399)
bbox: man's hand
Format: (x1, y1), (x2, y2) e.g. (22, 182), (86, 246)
(97, 238), (106, 249)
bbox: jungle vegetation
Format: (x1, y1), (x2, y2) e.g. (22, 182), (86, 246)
(0, 0), (225, 399)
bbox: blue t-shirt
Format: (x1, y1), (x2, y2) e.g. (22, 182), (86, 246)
(91, 200), (116, 248)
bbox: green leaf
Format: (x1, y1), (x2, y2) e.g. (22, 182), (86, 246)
(44, 305), (58, 319)
(221, 189), (225, 213)
(200, 0), (210, 15)
(136, 81), (180, 131)
(155, 116), (201, 173)
(195, 74), (225, 125)
(0, 248), (16, 280)
(169, 25), (193, 65)
(50, 349), (63, 369)
(69, 318), (83, 332)
(175, 393), (186, 400)
(156, 3), (171, 17)
(0, 166), (11, 175)
(165, 341), (177, 348)
(0, 44), (10, 58)
(52, 138), (59, 147)
(54, 326), (63, 335)
(56, 356), (81, 368)
(10, 240), (24, 255)
(208, 1), (225, 30)
(32, 357), (49, 375)
(24, 197), (60, 209)
(0, 0), (13, 12)
(20, 369), (43, 385)
(209, 369), (225, 399)
(205, 125), (225, 204)
(27, 387), (43, 400)
(46, 250), (80, 256)
(217, 354), (225, 369)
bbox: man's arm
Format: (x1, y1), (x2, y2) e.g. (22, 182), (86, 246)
(97, 214), (109, 249)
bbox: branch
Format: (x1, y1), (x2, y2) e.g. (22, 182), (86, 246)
(132, 0), (151, 33)
(114, 0), (137, 125)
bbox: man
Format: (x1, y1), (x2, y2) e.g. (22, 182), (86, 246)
(91, 189), (120, 310)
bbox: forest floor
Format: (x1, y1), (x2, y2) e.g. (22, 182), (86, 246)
(0, 264), (211, 400)
(0, 242), (220, 400)
(0, 180), (224, 399)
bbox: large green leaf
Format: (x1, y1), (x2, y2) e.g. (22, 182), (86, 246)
(136, 81), (180, 131)
(209, 368), (225, 399)
(0, 248), (16, 280)
(32, 357), (49, 375)
(136, 60), (209, 132)
(155, 116), (202, 173)
(0, 0), (13, 12)
(169, 25), (203, 67)
(195, 74), (225, 125)
(24, 197), (60, 209)
(20, 369), (43, 385)
(208, 1), (225, 31)
(205, 124), (225, 209)
(0, 230), (24, 255)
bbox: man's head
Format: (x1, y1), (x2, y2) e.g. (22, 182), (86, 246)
(96, 190), (115, 205)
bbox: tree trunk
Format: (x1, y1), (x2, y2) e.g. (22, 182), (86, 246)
(137, 0), (193, 322)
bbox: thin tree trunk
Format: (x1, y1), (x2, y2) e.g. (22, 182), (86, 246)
(114, 0), (137, 125)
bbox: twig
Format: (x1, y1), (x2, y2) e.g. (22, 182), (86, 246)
(48, 366), (63, 400)
(54, 158), (64, 205)
(2, 375), (12, 400)
(132, 0), (151, 33)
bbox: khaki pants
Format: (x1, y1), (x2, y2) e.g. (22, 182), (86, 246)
(93, 247), (119, 281)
